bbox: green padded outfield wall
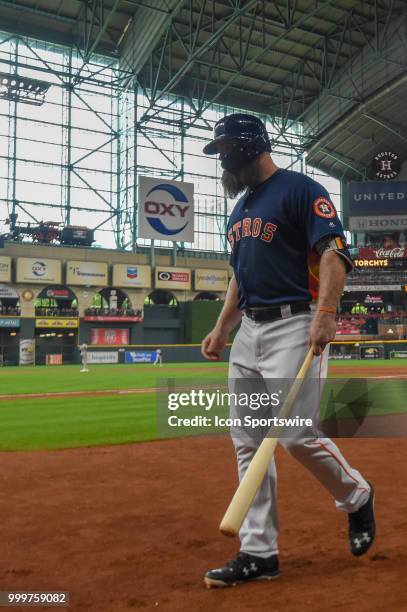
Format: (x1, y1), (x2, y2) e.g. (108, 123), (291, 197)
(184, 301), (225, 343)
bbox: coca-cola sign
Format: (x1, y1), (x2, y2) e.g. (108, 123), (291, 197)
(359, 247), (407, 259)
(374, 247), (404, 258)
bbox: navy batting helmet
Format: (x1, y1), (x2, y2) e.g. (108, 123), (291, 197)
(203, 113), (271, 174)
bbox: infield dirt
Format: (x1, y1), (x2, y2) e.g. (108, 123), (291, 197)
(0, 436), (406, 611)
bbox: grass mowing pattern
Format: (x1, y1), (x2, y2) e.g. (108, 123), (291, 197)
(0, 364), (227, 451)
(328, 358), (407, 368)
(0, 360), (406, 451)
(0, 394), (157, 451)
(0, 363), (227, 395)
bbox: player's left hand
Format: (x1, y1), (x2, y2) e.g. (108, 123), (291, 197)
(309, 311), (337, 355)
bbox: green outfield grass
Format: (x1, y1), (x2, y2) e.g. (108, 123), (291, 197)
(0, 360), (405, 451)
(329, 358), (407, 367)
(0, 394), (157, 450)
(0, 363), (226, 451)
(0, 362), (227, 395)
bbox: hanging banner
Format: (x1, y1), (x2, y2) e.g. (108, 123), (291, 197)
(349, 216), (407, 231)
(348, 181), (407, 231)
(19, 339), (35, 365)
(0, 256), (11, 282)
(155, 267), (191, 290)
(348, 181), (407, 216)
(194, 269), (228, 291)
(112, 264), (151, 288)
(138, 176), (194, 242)
(66, 261), (108, 286)
(90, 328), (129, 345)
(16, 258), (61, 284)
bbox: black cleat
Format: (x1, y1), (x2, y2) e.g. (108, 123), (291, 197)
(348, 482), (376, 556)
(204, 552), (280, 588)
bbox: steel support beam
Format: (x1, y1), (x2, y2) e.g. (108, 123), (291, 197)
(362, 111), (407, 145)
(139, 0), (260, 109)
(306, 69), (407, 159)
(199, 0), (337, 114)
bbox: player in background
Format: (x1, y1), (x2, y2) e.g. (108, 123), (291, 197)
(154, 348), (163, 367)
(79, 343), (88, 372)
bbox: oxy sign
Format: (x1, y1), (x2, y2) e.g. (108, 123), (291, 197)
(138, 176), (194, 242)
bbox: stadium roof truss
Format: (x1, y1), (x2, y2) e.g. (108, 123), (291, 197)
(0, 0), (406, 250)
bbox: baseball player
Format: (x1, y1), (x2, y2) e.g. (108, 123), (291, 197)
(201, 114), (375, 588)
(154, 348), (163, 366)
(79, 343), (88, 372)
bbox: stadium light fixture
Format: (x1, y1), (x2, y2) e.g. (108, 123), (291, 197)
(0, 72), (51, 106)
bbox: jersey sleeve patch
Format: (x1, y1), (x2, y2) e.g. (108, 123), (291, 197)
(314, 234), (354, 273)
(312, 197), (336, 219)
(315, 235), (345, 254)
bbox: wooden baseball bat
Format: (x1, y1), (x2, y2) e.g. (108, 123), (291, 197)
(219, 347), (315, 537)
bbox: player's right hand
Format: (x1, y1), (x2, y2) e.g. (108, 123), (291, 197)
(201, 327), (228, 361)
(309, 310), (337, 355)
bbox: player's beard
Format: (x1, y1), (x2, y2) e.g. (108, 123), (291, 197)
(221, 169), (245, 198)
(221, 158), (263, 198)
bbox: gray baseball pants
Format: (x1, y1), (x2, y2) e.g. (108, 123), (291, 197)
(229, 312), (370, 557)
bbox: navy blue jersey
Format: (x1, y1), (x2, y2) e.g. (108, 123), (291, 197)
(227, 169), (352, 308)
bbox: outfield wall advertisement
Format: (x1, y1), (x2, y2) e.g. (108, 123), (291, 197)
(0, 256), (11, 282)
(87, 351), (119, 364)
(125, 351), (155, 363)
(112, 264), (151, 288)
(194, 269), (228, 292)
(19, 339), (35, 365)
(16, 258), (61, 284)
(66, 261), (108, 286)
(155, 267), (191, 290)
(0, 284), (19, 299)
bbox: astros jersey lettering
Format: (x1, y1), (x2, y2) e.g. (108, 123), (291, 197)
(227, 169), (352, 308)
